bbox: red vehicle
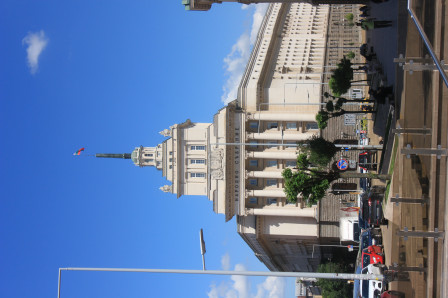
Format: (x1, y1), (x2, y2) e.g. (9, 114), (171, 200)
(381, 290), (405, 298)
(361, 245), (384, 268)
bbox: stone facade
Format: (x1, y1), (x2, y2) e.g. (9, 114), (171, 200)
(114, 3), (364, 272)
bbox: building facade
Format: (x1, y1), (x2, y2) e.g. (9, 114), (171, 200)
(99, 3), (364, 272)
(181, 0), (366, 11)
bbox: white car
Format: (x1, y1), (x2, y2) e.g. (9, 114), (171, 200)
(359, 264), (386, 298)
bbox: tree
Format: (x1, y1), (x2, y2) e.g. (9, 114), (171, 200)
(299, 135), (340, 166)
(329, 57), (369, 96)
(282, 153), (390, 205)
(346, 51), (355, 59)
(316, 262), (352, 298)
(316, 93), (376, 129)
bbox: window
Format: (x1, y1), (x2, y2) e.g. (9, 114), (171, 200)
(191, 145), (206, 150)
(169, 151), (173, 155)
(169, 165), (173, 169)
(144, 153), (153, 157)
(249, 179), (258, 186)
(191, 159), (205, 164)
(190, 173), (205, 178)
(249, 122), (259, 129)
(266, 141), (277, 148)
(249, 160), (258, 167)
(306, 122), (319, 130)
(267, 198), (277, 205)
(249, 197), (258, 204)
(144, 159), (153, 163)
(286, 122), (297, 129)
(266, 179), (277, 186)
(286, 160), (296, 167)
(266, 160), (277, 167)
(267, 122), (278, 129)
(249, 141), (258, 148)
(169, 158), (173, 162)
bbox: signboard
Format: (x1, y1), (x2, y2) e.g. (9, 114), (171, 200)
(340, 207), (360, 217)
(337, 159), (349, 171)
(344, 114), (356, 126)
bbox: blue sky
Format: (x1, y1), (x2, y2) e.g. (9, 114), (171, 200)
(0, 1), (294, 297)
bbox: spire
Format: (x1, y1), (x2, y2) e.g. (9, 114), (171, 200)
(95, 153), (131, 159)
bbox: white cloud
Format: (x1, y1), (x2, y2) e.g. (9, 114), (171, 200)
(22, 30), (49, 74)
(221, 4), (269, 104)
(222, 253), (231, 271)
(207, 254), (287, 298)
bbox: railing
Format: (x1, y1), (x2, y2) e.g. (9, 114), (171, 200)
(407, 0), (448, 87)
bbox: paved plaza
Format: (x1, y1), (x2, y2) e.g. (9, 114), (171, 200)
(365, 0), (448, 297)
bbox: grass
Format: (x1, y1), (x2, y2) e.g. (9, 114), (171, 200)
(383, 135), (399, 203)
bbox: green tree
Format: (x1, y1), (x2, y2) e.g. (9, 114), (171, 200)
(299, 136), (340, 166)
(316, 262), (352, 298)
(329, 57), (369, 96)
(282, 154), (390, 205)
(346, 51), (355, 59)
(316, 93), (376, 129)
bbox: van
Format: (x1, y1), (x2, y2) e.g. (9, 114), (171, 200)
(359, 264), (386, 298)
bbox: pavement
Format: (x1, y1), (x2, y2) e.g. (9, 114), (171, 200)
(364, 0), (448, 297)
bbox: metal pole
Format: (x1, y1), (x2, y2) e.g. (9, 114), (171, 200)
(58, 267), (384, 294)
(210, 143), (300, 147)
(407, 0), (448, 87)
(335, 144), (383, 150)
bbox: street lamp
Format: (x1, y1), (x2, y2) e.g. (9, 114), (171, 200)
(199, 228), (206, 270)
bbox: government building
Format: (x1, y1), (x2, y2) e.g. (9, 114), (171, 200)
(99, 3), (364, 272)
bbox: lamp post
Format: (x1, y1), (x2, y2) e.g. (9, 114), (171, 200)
(58, 266), (386, 297)
(199, 228), (206, 270)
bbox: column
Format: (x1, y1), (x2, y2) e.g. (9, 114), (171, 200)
(247, 131), (316, 141)
(247, 112), (316, 122)
(246, 151), (298, 159)
(246, 207), (316, 218)
(247, 171), (283, 178)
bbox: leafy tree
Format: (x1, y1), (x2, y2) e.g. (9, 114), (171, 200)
(329, 57), (369, 96)
(299, 136), (340, 166)
(316, 262), (352, 298)
(316, 93), (376, 129)
(346, 51), (355, 59)
(282, 154), (390, 205)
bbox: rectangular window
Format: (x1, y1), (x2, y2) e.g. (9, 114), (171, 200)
(249, 160), (258, 167)
(249, 122), (259, 129)
(144, 153), (153, 157)
(266, 179), (277, 186)
(267, 198), (277, 205)
(266, 141), (277, 148)
(286, 160), (296, 167)
(306, 122), (319, 130)
(249, 141), (258, 148)
(191, 159), (205, 164)
(286, 122), (297, 129)
(144, 159), (153, 162)
(190, 173), (205, 178)
(267, 122), (278, 129)
(266, 160), (277, 167)
(169, 158), (173, 162)
(249, 197), (258, 204)
(191, 145), (206, 150)
(249, 179), (258, 186)
(169, 165), (173, 169)
(169, 151), (173, 155)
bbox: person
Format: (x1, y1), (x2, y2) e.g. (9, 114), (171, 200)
(356, 19), (393, 30)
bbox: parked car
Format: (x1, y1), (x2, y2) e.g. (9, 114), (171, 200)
(359, 151), (377, 171)
(359, 264), (386, 298)
(381, 290), (405, 298)
(360, 190), (385, 227)
(362, 245), (384, 268)
(360, 229), (382, 250)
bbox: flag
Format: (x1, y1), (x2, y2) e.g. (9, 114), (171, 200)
(73, 148), (85, 156)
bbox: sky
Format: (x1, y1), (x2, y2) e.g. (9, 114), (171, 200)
(0, 1), (295, 297)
